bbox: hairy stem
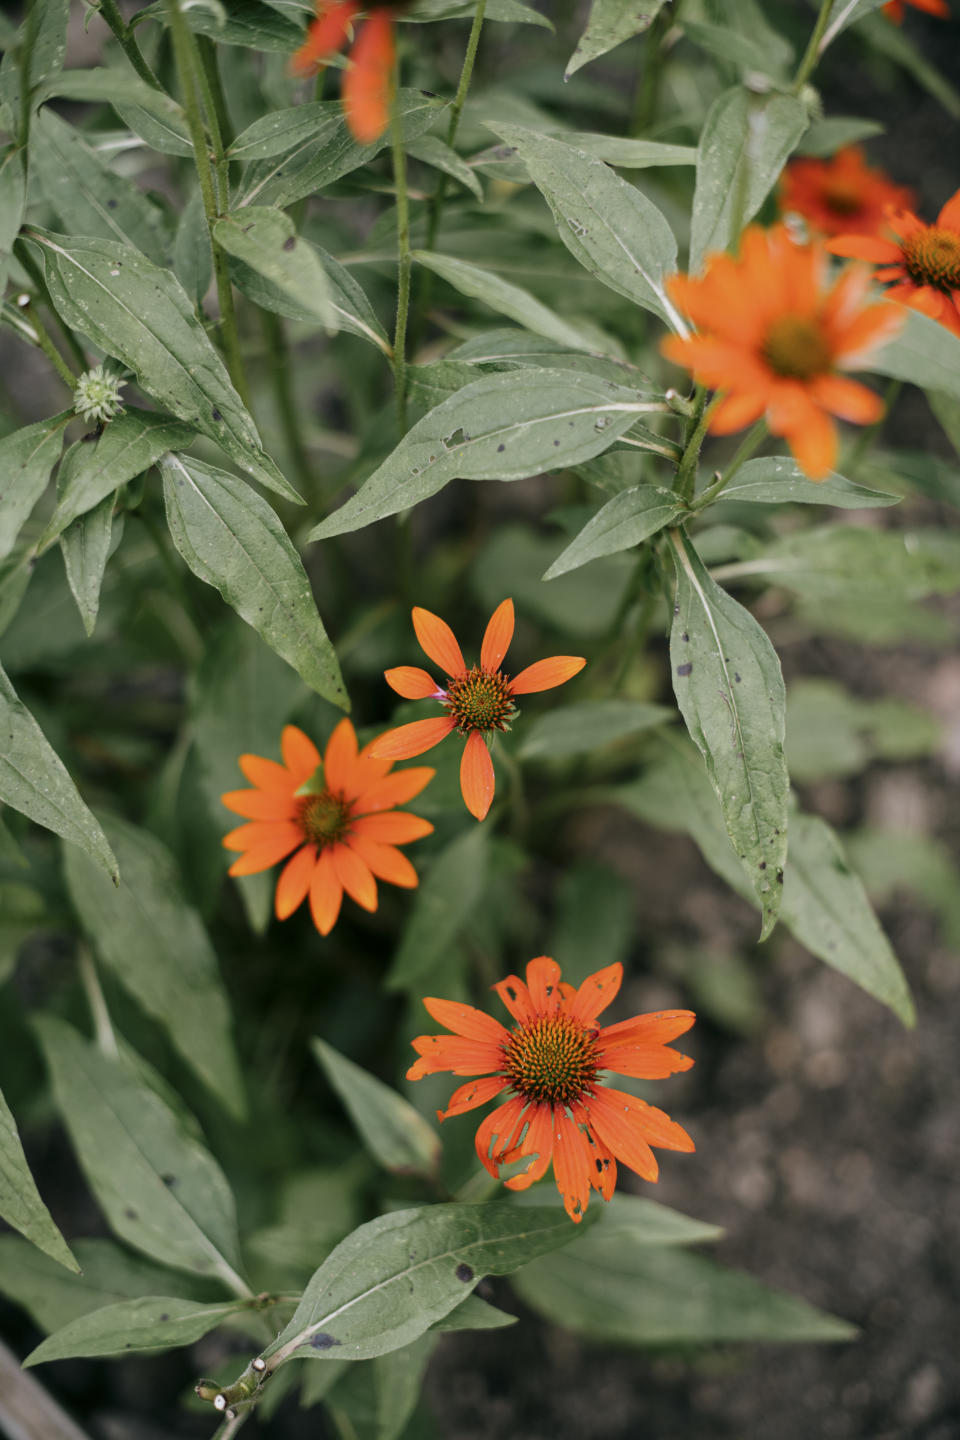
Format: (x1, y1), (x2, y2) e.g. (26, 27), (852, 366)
(96, 0), (162, 89)
(391, 80), (412, 435)
(17, 295), (77, 388)
(424, 0), (487, 253)
(261, 309), (313, 494)
(673, 386), (716, 503)
(690, 420), (767, 509)
(793, 0), (834, 92)
(13, 237), (88, 374)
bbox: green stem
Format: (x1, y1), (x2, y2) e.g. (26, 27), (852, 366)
(792, 0), (834, 92)
(690, 420), (767, 509)
(424, 0), (487, 254)
(261, 309), (313, 494)
(673, 386), (716, 504)
(843, 378), (901, 474)
(77, 945), (120, 1060)
(96, 0), (162, 89)
(166, 0), (250, 406)
(391, 80), (412, 435)
(16, 0), (42, 145)
(492, 735), (528, 838)
(13, 240), (88, 372)
(631, 4), (673, 137)
(196, 36), (233, 206)
(17, 296), (77, 388)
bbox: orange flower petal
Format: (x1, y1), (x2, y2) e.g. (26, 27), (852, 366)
(480, 598), (515, 673)
(342, 7), (394, 145)
(223, 819), (299, 852)
(275, 844), (317, 920)
(809, 374), (885, 424)
(354, 766), (435, 815)
(937, 186), (960, 230)
(599, 1010), (697, 1048)
(384, 666), (443, 700)
(351, 811), (434, 843)
(708, 390), (768, 435)
(566, 962), (623, 1024)
(323, 717), (359, 793)
(551, 1107), (593, 1222)
(474, 1096), (527, 1177)
(331, 842), (377, 912)
(291, 0), (358, 73)
(509, 656), (586, 696)
(412, 607), (465, 677)
(347, 834), (419, 888)
(228, 824), (303, 876)
(281, 725), (322, 785)
(422, 997), (510, 1045)
(503, 1101), (554, 1191)
(221, 788), (297, 821)
(599, 1043), (695, 1079)
(369, 716), (456, 761)
(437, 1075), (510, 1122)
(525, 956), (562, 1013)
(593, 1086), (695, 1155)
(584, 1089), (659, 1182)
(309, 848), (342, 935)
(410, 1035), (504, 1073)
(573, 1102), (618, 1200)
(460, 729), (495, 822)
(492, 973), (536, 1024)
(239, 754), (292, 792)
(827, 236), (904, 263)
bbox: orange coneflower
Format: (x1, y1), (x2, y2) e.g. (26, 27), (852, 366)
(408, 956), (695, 1222)
(882, 0), (949, 22)
(780, 147), (914, 239)
(661, 224), (903, 479)
(828, 188), (960, 338)
(292, 1), (404, 144)
(221, 720), (434, 935)
(370, 600), (585, 822)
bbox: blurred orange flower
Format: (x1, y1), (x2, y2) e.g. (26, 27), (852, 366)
(829, 189), (960, 338)
(882, 0), (949, 21)
(780, 146), (914, 238)
(291, 1), (400, 143)
(371, 600), (585, 822)
(408, 956), (695, 1222)
(222, 721), (433, 934)
(662, 224), (902, 479)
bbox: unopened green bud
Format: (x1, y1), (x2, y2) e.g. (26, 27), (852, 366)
(73, 365), (126, 425)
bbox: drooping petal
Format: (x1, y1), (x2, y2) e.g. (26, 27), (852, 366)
(474, 1096), (527, 1177)
(351, 811), (434, 843)
(503, 1101), (554, 1191)
(291, 0), (358, 73)
(565, 962), (623, 1024)
(525, 956), (562, 1013)
(412, 606), (466, 677)
(551, 1108), (593, 1222)
(275, 844), (317, 920)
(460, 729), (495, 822)
(281, 725), (322, 786)
(492, 973), (536, 1024)
(437, 1075), (510, 1121)
(384, 667), (442, 699)
(480, 598), (515, 673)
(221, 788), (297, 821)
(239, 754), (293, 791)
(355, 767), (435, 815)
(422, 997), (510, 1046)
(346, 834), (419, 888)
(323, 717), (359, 793)
(309, 848), (343, 935)
(572, 1103), (618, 1201)
(599, 1010), (697, 1049)
(509, 656), (586, 695)
(342, 8), (394, 145)
(368, 716), (456, 761)
(331, 842), (377, 912)
(409, 1034), (504, 1076)
(598, 1044), (695, 1079)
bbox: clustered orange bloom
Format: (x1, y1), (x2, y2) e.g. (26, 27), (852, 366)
(222, 720), (433, 934)
(408, 957), (695, 1222)
(371, 599), (585, 822)
(829, 187), (960, 339)
(662, 224), (902, 479)
(882, 0), (949, 21)
(292, 0), (403, 143)
(780, 146), (914, 239)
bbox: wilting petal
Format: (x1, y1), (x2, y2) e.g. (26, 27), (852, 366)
(551, 1108), (592, 1222)
(492, 973), (536, 1024)
(342, 8), (394, 145)
(409, 1034), (504, 1076)
(355, 767), (435, 815)
(412, 606), (466, 677)
(438, 1075), (509, 1121)
(525, 956), (562, 1013)
(509, 656), (586, 695)
(422, 997), (510, 1045)
(480, 598), (515, 673)
(331, 842), (377, 912)
(351, 811), (433, 843)
(281, 725), (321, 786)
(221, 787), (297, 821)
(460, 729), (495, 821)
(309, 849), (343, 935)
(566, 962), (623, 1024)
(275, 844), (317, 920)
(572, 1103), (618, 1201)
(503, 1101), (554, 1191)
(347, 834), (418, 888)
(369, 716), (456, 760)
(384, 667), (442, 699)
(474, 1096), (527, 1177)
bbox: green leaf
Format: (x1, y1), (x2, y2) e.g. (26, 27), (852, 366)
(31, 109), (173, 264)
(667, 530), (788, 940)
(820, 0), (888, 48)
(0, 662), (117, 880)
(240, 91), (448, 208)
(520, 699), (672, 760)
(228, 101), (339, 161)
(614, 735), (914, 1024)
(229, 241), (390, 352)
(0, 0), (69, 129)
(564, 132), (697, 169)
(413, 251), (599, 353)
(407, 135), (483, 200)
(566, 0), (667, 77)
(848, 826), (960, 951)
(39, 409), (196, 550)
(161, 452), (347, 708)
(116, 101), (193, 156)
(0, 412), (71, 561)
(34, 1016), (249, 1287)
(214, 207), (335, 330)
(719, 457), (898, 508)
(264, 1202), (587, 1363)
(545, 485), (684, 578)
(311, 369), (663, 540)
(720, 524), (960, 600)
(63, 815), (245, 1117)
(174, 0), (304, 50)
(312, 1039), (441, 1179)
(861, 10), (960, 119)
(869, 308), (960, 402)
(513, 1224), (855, 1344)
(474, 523), (633, 637)
(24, 1295), (251, 1366)
(795, 116), (884, 157)
(785, 679), (939, 783)
(388, 826), (489, 991)
(0, 1086), (78, 1273)
(407, 0), (552, 23)
(24, 228), (298, 502)
(37, 66), (187, 127)
(548, 860), (633, 989)
(682, 0), (794, 75)
(690, 87), (808, 272)
(173, 188), (212, 302)
(59, 497), (116, 637)
(430, 1294), (517, 1331)
(490, 124), (683, 330)
(0, 144), (26, 295)
(325, 1335), (436, 1440)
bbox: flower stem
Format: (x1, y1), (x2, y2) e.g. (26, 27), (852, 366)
(792, 0), (833, 92)
(261, 309), (313, 495)
(16, 295), (77, 388)
(77, 944), (120, 1060)
(673, 386), (716, 503)
(166, 0), (250, 407)
(424, 0), (487, 253)
(631, 3), (674, 136)
(391, 77), (413, 435)
(843, 378), (901, 474)
(690, 419), (767, 510)
(96, 0), (162, 90)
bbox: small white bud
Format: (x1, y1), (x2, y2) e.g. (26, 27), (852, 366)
(73, 365), (126, 425)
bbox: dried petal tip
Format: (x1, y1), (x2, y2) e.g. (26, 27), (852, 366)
(73, 365), (126, 425)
